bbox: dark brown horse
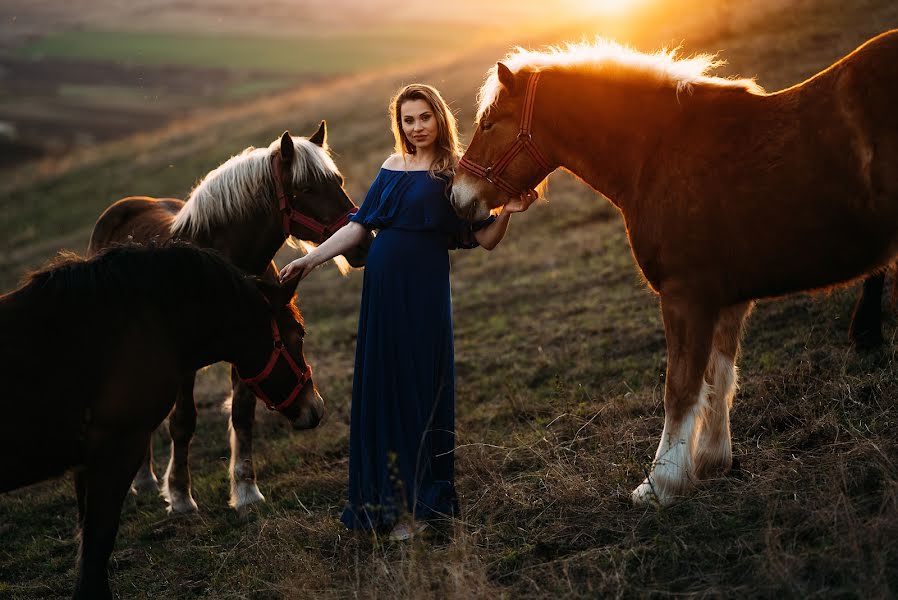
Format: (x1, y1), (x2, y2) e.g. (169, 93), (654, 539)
(89, 123), (372, 512)
(452, 31), (898, 505)
(0, 242), (311, 599)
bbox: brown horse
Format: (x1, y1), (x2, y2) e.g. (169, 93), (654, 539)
(89, 123), (372, 512)
(0, 242), (311, 599)
(452, 31), (898, 506)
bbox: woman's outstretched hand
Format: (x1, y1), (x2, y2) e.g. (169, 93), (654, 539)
(503, 189), (539, 214)
(279, 255), (317, 282)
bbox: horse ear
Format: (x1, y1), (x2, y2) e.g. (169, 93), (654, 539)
(280, 131), (295, 164)
(278, 273), (301, 305)
(308, 120), (327, 147)
(497, 63), (517, 95)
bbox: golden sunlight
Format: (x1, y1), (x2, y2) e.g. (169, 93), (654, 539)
(589, 0), (643, 15)
(567, 0), (654, 17)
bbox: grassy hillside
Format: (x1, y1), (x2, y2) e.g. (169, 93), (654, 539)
(0, 0), (545, 172)
(16, 28), (492, 74)
(2, 0), (898, 598)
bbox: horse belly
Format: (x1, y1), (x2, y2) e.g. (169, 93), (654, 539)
(629, 193), (896, 303)
(0, 406), (84, 493)
(0, 440), (82, 493)
(724, 211), (894, 301)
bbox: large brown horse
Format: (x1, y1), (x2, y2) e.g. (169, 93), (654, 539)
(452, 31), (898, 506)
(89, 123), (372, 512)
(0, 242), (311, 599)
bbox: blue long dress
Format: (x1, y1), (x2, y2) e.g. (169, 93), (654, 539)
(340, 168), (493, 531)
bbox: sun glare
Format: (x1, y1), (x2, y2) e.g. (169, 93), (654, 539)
(577, 0), (652, 16)
(592, 0), (635, 14)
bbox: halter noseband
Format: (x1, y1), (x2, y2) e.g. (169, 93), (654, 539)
(272, 156), (356, 244)
(239, 317), (313, 412)
(458, 71), (551, 199)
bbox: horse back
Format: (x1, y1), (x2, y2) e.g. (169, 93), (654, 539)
(629, 32), (898, 302)
(88, 196), (185, 255)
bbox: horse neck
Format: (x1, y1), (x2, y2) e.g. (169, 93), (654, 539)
(0, 266), (258, 379)
(189, 190), (286, 276)
(161, 285), (258, 371)
(537, 71), (684, 214)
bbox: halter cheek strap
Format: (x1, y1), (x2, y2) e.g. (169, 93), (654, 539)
(458, 72), (552, 199)
(239, 318), (313, 412)
(272, 156), (357, 243)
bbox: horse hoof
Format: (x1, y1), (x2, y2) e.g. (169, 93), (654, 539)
(693, 452), (733, 481)
(631, 479), (662, 507)
(164, 491), (199, 514)
(231, 482), (265, 511)
(130, 475), (161, 496)
(167, 499), (199, 515)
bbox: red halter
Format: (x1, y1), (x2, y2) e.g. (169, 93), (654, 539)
(458, 72), (552, 199)
(272, 156), (356, 243)
(239, 318), (313, 412)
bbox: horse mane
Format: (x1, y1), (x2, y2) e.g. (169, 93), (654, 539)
(170, 136), (341, 238)
(476, 38), (765, 121)
(8, 242), (271, 317)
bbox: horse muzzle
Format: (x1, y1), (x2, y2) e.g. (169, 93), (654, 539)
(450, 177), (493, 222)
(291, 388), (325, 430)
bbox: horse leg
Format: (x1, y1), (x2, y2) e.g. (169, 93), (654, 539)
(74, 434), (148, 600)
(129, 440), (159, 495)
(849, 273), (885, 348)
(633, 296), (717, 506)
(74, 467), (87, 531)
(229, 368), (265, 510)
(694, 301), (753, 480)
(161, 373), (199, 513)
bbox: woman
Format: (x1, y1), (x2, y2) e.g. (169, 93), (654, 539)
(280, 84), (532, 540)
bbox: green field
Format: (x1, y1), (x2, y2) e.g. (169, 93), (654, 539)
(18, 28), (492, 74)
(2, 1), (898, 598)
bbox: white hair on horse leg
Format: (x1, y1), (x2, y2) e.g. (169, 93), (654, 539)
(695, 350), (737, 478)
(633, 384), (708, 506)
(228, 418), (265, 509)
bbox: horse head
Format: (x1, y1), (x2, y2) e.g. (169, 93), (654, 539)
(275, 124), (373, 267)
(452, 63), (553, 222)
(236, 274), (324, 430)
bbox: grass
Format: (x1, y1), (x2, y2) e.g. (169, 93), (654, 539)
(57, 84), (151, 102)
(224, 79), (296, 99)
(3, 0), (898, 597)
(17, 28), (493, 75)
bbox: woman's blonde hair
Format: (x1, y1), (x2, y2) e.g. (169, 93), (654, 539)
(390, 83), (461, 177)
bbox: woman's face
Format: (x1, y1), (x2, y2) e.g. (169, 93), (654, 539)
(400, 99), (439, 153)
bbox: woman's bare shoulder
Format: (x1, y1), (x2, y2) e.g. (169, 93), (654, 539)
(381, 154), (404, 170)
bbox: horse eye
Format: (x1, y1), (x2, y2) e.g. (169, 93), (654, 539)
(481, 121), (493, 131)
(299, 186), (314, 194)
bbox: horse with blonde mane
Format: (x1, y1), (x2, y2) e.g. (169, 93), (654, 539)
(452, 31), (898, 506)
(90, 123), (372, 513)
